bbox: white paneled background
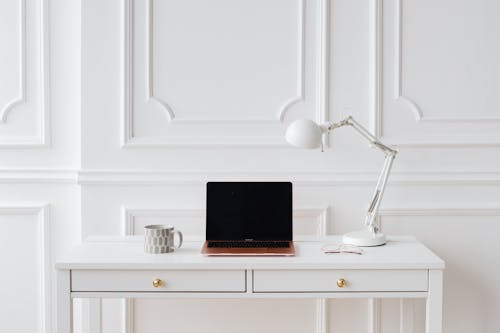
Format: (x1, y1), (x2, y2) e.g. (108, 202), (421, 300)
(1, 0), (500, 332)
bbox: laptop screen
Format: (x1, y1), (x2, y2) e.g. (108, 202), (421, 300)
(206, 182), (292, 241)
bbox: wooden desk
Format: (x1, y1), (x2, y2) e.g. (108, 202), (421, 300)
(55, 236), (445, 333)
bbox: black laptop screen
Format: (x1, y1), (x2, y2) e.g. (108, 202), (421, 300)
(206, 182), (293, 241)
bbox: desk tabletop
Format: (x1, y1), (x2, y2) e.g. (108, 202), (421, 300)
(56, 236), (444, 270)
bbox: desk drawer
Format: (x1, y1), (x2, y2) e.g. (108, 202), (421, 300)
(253, 270), (427, 292)
(72, 270), (246, 292)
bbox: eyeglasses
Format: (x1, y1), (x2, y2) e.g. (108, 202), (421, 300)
(321, 243), (363, 255)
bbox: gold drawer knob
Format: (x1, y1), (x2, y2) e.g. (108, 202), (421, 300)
(337, 278), (347, 288)
(152, 278), (163, 288)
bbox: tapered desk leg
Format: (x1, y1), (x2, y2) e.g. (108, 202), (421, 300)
(426, 269), (443, 333)
(57, 270), (73, 333)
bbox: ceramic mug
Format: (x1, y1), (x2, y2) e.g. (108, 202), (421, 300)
(144, 225), (183, 254)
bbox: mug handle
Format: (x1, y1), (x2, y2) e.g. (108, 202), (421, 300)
(174, 230), (183, 249)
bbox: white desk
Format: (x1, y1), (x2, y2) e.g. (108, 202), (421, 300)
(55, 236), (445, 333)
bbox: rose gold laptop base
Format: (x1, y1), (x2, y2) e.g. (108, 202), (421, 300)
(201, 241), (295, 256)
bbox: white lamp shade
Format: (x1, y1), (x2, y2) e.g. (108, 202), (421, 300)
(285, 119), (323, 149)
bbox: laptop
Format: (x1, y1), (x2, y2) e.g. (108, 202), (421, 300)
(201, 182), (295, 256)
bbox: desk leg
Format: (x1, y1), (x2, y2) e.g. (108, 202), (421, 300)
(426, 269), (443, 333)
(57, 270), (73, 333)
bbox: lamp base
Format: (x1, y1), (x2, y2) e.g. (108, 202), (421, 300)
(342, 229), (386, 247)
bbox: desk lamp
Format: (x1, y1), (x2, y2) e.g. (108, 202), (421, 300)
(285, 116), (397, 246)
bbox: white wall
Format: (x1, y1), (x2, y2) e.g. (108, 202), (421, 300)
(1, 0), (500, 332)
(0, 0), (81, 332)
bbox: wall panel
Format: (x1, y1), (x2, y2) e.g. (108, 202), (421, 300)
(374, 0), (500, 146)
(122, 206), (330, 240)
(0, 0), (49, 147)
(0, 205), (50, 333)
(0, 183), (81, 333)
(123, 0), (330, 147)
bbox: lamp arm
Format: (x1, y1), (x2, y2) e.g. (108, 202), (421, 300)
(327, 116), (397, 155)
(364, 154), (396, 231)
(326, 116), (398, 233)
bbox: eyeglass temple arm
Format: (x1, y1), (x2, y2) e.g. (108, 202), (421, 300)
(325, 116), (398, 232)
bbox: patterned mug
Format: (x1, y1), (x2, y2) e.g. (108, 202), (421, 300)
(144, 225), (183, 254)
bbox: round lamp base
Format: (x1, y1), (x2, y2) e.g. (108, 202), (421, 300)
(342, 229), (386, 247)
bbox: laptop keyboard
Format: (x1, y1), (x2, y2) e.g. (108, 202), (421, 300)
(207, 241), (290, 248)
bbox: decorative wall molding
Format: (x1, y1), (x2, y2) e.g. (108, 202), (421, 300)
(0, 0), (50, 147)
(369, 0), (383, 138)
(0, 204), (51, 333)
(143, 0), (305, 124)
(317, 0), (330, 149)
(0, 0), (26, 123)
(122, 205), (330, 241)
(144, 0), (174, 122)
(277, 0), (305, 124)
(379, 207), (500, 217)
(122, 207), (204, 239)
(122, 0), (133, 147)
(77, 169), (500, 186)
(121, 0), (329, 147)
(393, 0), (422, 125)
(6, 169), (500, 186)
(371, 0), (500, 146)
(295, 206), (330, 238)
(394, 0), (500, 124)
(0, 169), (78, 183)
